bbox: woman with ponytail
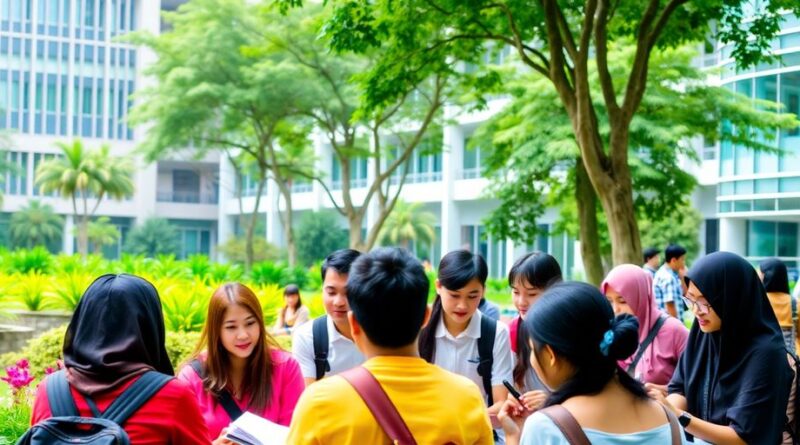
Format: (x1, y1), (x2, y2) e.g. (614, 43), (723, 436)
(498, 282), (685, 444)
(418, 250), (514, 442)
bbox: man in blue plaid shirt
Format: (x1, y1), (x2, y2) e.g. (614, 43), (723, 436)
(653, 244), (687, 320)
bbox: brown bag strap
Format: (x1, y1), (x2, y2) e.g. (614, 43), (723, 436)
(340, 366), (417, 445)
(662, 405), (683, 445)
(539, 405), (591, 445)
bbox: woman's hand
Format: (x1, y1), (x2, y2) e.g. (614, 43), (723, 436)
(647, 385), (680, 416)
(644, 383), (668, 399)
(497, 393), (534, 440)
(520, 390), (548, 412)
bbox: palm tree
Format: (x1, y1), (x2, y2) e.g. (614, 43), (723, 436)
(379, 200), (437, 251)
(85, 216), (121, 256)
(35, 140), (134, 256)
(9, 200), (64, 249)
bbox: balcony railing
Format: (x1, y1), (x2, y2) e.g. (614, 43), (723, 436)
(389, 171), (443, 185)
(157, 190), (218, 204)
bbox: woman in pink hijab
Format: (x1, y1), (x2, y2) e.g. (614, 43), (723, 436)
(601, 264), (689, 388)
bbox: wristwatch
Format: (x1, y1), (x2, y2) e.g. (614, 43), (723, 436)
(678, 411), (693, 428)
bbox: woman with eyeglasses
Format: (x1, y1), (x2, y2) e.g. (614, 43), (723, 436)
(601, 265), (688, 389)
(649, 252), (792, 445)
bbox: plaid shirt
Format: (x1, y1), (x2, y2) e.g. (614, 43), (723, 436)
(653, 264), (684, 320)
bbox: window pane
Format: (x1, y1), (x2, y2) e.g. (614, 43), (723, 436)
(780, 71), (800, 171)
(748, 220), (776, 257)
(778, 223), (799, 257)
(755, 178), (779, 194)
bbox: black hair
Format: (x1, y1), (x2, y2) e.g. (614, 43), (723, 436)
(507, 252), (562, 387)
(321, 248), (362, 281)
(283, 284), (300, 296)
(507, 252), (562, 289)
(346, 247), (430, 348)
(419, 250), (488, 362)
(664, 244), (687, 264)
(524, 282), (646, 406)
(643, 247), (660, 263)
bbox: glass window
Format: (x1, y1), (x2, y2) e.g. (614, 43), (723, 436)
(778, 223), (799, 257)
(754, 199), (775, 211)
(734, 180), (754, 194)
(779, 198), (800, 211)
(780, 177), (800, 192)
(734, 200), (753, 212)
(755, 178), (779, 193)
(748, 221), (776, 257)
(705, 219), (719, 254)
(720, 141), (734, 176)
(780, 71), (800, 172)
(782, 33), (800, 49)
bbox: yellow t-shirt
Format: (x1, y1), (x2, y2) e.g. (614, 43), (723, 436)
(287, 356), (494, 444)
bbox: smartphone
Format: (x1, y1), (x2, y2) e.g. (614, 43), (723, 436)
(503, 380), (523, 402)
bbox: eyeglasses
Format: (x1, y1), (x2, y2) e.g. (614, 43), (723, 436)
(681, 295), (712, 313)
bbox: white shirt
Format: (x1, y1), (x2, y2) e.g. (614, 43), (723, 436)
(292, 315), (365, 379)
(433, 310), (514, 402)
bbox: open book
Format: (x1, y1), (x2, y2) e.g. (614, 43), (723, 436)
(225, 412), (289, 445)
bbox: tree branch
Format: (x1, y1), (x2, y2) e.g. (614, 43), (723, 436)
(595, 0), (620, 121)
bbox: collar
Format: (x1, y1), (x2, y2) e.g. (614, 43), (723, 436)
(327, 314), (354, 344)
(435, 310), (483, 340)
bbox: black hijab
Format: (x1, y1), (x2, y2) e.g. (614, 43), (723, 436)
(668, 252), (791, 444)
(63, 274), (173, 395)
(761, 258), (792, 294)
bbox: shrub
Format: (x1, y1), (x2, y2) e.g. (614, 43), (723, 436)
(123, 218), (181, 258)
(157, 278), (211, 333)
(294, 211), (348, 266)
(165, 330), (201, 369)
(5, 247), (52, 274)
(207, 263), (244, 283)
(10, 273), (55, 312)
(218, 236), (284, 265)
(306, 263), (322, 291)
(47, 273), (93, 311)
(249, 262), (308, 289)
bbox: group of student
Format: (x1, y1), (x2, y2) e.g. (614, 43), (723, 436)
(21, 246), (800, 444)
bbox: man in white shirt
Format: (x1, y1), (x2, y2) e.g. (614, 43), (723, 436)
(292, 249), (365, 386)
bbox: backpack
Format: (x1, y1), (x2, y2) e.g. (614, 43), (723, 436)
(16, 370), (172, 445)
(477, 315), (496, 406)
(189, 359), (243, 421)
(312, 315), (330, 381)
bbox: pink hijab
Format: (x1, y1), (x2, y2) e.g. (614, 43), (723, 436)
(601, 264), (662, 370)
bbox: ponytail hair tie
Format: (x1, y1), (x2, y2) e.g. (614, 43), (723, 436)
(599, 329), (615, 356)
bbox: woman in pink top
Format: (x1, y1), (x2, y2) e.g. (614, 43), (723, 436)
(178, 282), (305, 440)
(601, 264), (689, 387)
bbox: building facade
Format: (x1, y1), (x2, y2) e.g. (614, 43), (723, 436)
(2, 2), (798, 280)
(0, 0), (219, 259)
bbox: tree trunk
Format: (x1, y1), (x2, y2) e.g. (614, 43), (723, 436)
(348, 214), (366, 252)
(275, 180), (297, 267)
(574, 160), (604, 286)
(591, 168), (642, 266)
(245, 177), (267, 272)
(78, 195), (89, 257)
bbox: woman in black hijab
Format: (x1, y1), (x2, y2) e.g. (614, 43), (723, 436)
(30, 274), (209, 444)
(62, 273), (174, 394)
(760, 258), (798, 354)
(650, 252), (792, 444)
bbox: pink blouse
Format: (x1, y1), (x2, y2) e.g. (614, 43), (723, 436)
(177, 349), (305, 440)
(620, 316), (689, 386)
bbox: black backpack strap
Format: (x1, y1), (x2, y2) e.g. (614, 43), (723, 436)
(46, 370), (79, 417)
(313, 315), (330, 380)
(189, 358), (244, 421)
(477, 315), (496, 406)
(100, 371), (172, 425)
(627, 315), (667, 375)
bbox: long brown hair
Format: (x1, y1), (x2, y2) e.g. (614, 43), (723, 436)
(278, 284), (302, 327)
(193, 282), (279, 411)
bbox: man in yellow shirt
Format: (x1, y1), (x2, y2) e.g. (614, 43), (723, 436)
(287, 247), (494, 444)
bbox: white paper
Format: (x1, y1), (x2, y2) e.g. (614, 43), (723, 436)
(225, 412), (289, 445)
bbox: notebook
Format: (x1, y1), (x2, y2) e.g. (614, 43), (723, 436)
(225, 412), (289, 445)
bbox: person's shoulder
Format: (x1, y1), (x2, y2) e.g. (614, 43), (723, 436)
(270, 348), (295, 364)
(298, 374), (356, 408)
(430, 366), (487, 398)
(520, 411), (567, 443)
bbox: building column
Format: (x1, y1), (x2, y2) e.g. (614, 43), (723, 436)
(216, 154), (236, 254)
(718, 217), (747, 256)
(441, 113), (463, 255)
(311, 131), (329, 212)
(63, 215), (75, 254)
(266, 177), (283, 248)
